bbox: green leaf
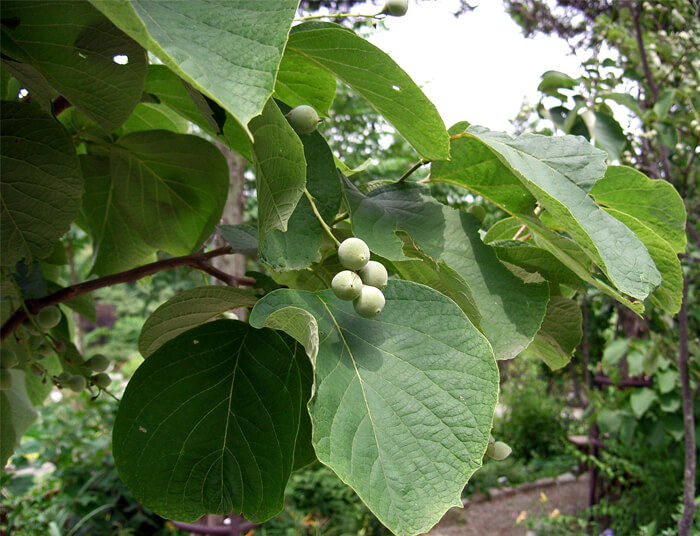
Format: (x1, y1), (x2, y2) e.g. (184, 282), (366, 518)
(391, 232), (482, 329)
(143, 65), (252, 161)
(218, 224), (259, 254)
(249, 281), (498, 536)
(456, 127), (661, 301)
(253, 306), (319, 365)
(490, 240), (583, 287)
(250, 99), (307, 243)
(89, 0), (299, 137)
(591, 166), (686, 253)
(629, 388), (658, 419)
(260, 127), (341, 271)
(0, 369), (38, 466)
(590, 166), (686, 313)
(138, 286), (258, 358)
(117, 102), (190, 135)
(274, 48), (337, 116)
(592, 111), (626, 161)
(114, 320), (305, 523)
(287, 23), (450, 161)
(523, 296), (582, 370)
(0, 59), (54, 113)
(653, 88), (675, 118)
(656, 369), (677, 394)
(1, 102), (83, 267)
(601, 92), (643, 118)
(537, 70), (578, 98)
(272, 252), (345, 292)
(45, 281), (96, 324)
(2, 1), (146, 131)
(344, 181), (549, 360)
(81, 130), (229, 275)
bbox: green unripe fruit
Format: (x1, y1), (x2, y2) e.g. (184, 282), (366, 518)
(382, 0), (408, 16)
(468, 205), (486, 225)
(64, 374), (86, 393)
(86, 354), (110, 372)
(358, 261), (388, 290)
(0, 348), (18, 369)
(338, 237), (370, 271)
(353, 285), (385, 318)
(21, 319), (39, 335)
(35, 306), (61, 330)
(57, 371), (72, 383)
(92, 372), (112, 390)
(286, 105), (320, 135)
(332, 270), (363, 301)
(29, 335), (44, 351)
(491, 441), (512, 461)
(0, 369), (12, 390)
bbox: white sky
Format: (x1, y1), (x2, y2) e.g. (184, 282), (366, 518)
(360, 0), (584, 132)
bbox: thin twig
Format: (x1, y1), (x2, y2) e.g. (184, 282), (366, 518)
(396, 160), (427, 183)
(304, 188), (341, 247)
(0, 246), (250, 341)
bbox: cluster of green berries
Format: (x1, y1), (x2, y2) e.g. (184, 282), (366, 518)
(331, 238), (388, 318)
(57, 354), (112, 393)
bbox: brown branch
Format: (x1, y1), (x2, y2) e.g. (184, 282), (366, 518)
(0, 246), (255, 341)
(192, 260), (254, 287)
(593, 374), (652, 388)
(678, 279), (698, 536)
(687, 221), (700, 250)
(629, 1), (658, 102)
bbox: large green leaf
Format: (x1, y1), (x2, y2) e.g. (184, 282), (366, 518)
(490, 240), (583, 288)
(250, 281), (498, 536)
(117, 102), (190, 135)
(138, 286), (258, 358)
(143, 65), (252, 161)
(114, 320), (306, 523)
(274, 48), (337, 116)
(522, 296), (582, 370)
(0, 369), (38, 467)
(81, 130), (229, 275)
(260, 127), (341, 270)
(590, 166), (686, 313)
(433, 127), (661, 303)
(287, 23), (449, 161)
(250, 99), (307, 244)
(1, 103), (83, 267)
(1, 1), (146, 131)
(89, 0), (298, 136)
(591, 166), (686, 253)
(344, 181), (549, 360)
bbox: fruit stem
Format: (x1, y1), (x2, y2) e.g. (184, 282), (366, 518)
(304, 188), (342, 247)
(396, 159), (428, 183)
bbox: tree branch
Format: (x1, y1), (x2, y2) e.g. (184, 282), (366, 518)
(629, 0), (658, 102)
(0, 246), (255, 341)
(678, 279), (698, 536)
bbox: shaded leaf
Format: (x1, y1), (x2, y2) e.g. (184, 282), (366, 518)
(274, 48), (337, 116)
(0, 369), (38, 466)
(523, 296), (582, 370)
(2, 1), (146, 131)
(250, 281), (498, 536)
(1, 103), (83, 267)
(114, 320), (304, 523)
(218, 224), (259, 254)
(630, 388), (657, 419)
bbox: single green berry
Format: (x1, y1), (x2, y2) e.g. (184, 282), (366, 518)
(338, 237), (370, 271)
(286, 105), (320, 135)
(86, 354), (110, 372)
(35, 306), (61, 330)
(0, 348), (18, 369)
(353, 285), (385, 318)
(0, 368), (12, 390)
(468, 205), (486, 225)
(332, 270), (363, 301)
(382, 0), (409, 16)
(358, 261), (388, 290)
(92, 372), (112, 390)
(64, 374), (86, 393)
(29, 335), (44, 351)
(57, 371), (72, 383)
(21, 319), (39, 335)
(491, 441), (512, 461)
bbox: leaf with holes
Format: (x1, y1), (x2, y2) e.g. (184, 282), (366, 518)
(250, 280), (498, 536)
(89, 0), (298, 136)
